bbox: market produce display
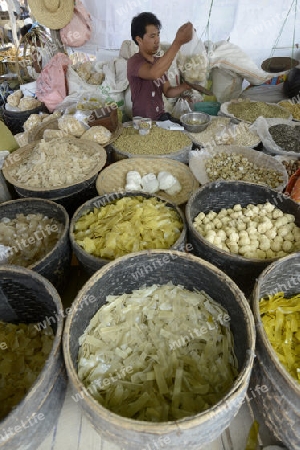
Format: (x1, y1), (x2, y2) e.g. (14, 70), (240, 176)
(268, 124), (300, 153)
(259, 291), (300, 383)
(223, 99), (291, 123)
(0, 213), (63, 267)
(281, 158), (300, 177)
(187, 117), (260, 148)
(0, 321), (54, 420)
(77, 282), (238, 421)
(112, 124), (192, 156)
(6, 89), (42, 111)
(205, 152), (284, 188)
(278, 100), (300, 120)
(193, 202), (300, 259)
(7, 139), (105, 189)
(73, 196), (183, 259)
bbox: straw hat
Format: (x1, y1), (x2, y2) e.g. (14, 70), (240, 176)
(28, 0), (74, 29)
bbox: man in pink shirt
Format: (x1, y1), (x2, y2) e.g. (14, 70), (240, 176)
(127, 12), (195, 122)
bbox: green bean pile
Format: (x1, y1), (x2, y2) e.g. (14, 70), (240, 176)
(113, 125), (192, 155)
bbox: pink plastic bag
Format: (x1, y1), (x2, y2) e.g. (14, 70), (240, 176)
(36, 53), (72, 112)
(60, 0), (92, 48)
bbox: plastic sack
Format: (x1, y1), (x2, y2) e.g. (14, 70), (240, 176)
(251, 116), (300, 157)
(240, 84), (287, 103)
(36, 53), (72, 112)
(177, 29), (208, 84)
(119, 40), (138, 60)
(60, 0), (92, 48)
(211, 67), (243, 103)
(189, 146), (288, 192)
(208, 40), (272, 85)
(171, 98), (192, 119)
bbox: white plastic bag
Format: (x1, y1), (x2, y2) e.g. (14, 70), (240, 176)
(171, 98), (192, 119)
(177, 29), (208, 84)
(251, 117), (300, 157)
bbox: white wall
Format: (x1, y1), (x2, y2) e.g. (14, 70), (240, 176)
(77, 0), (300, 66)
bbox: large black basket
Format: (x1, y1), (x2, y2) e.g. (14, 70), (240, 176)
(2, 103), (48, 135)
(0, 265), (67, 449)
(185, 181), (300, 298)
(0, 197), (72, 292)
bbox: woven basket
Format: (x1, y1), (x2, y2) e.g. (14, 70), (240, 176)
(0, 198), (71, 292)
(2, 103), (49, 135)
(109, 124), (193, 164)
(96, 157), (199, 205)
(250, 253), (300, 449)
(69, 192), (187, 276)
(189, 145), (288, 192)
(185, 181), (300, 298)
(63, 249), (255, 450)
(0, 265), (67, 449)
(2, 137), (107, 214)
(261, 56), (299, 73)
(110, 141), (192, 164)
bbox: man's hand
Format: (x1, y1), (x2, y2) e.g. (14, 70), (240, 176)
(174, 22), (193, 46)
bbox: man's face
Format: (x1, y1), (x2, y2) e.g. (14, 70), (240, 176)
(136, 24), (160, 55)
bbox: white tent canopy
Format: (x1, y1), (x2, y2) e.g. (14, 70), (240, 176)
(77, 0), (300, 66)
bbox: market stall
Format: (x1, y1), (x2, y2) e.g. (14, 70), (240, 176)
(1, 1), (300, 450)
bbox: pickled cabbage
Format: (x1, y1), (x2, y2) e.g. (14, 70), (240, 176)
(77, 282), (238, 421)
(73, 196), (183, 260)
(259, 291), (300, 382)
(0, 321), (54, 420)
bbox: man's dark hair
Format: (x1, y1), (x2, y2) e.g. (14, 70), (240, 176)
(131, 12), (161, 45)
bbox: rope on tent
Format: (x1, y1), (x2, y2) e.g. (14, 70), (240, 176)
(201, 0), (214, 44)
(269, 0), (298, 60)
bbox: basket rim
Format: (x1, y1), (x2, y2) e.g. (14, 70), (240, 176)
(62, 248), (255, 432)
(96, 157), (199, 205)
(252, 252), (300, 394)
(2, 137), (107, 193)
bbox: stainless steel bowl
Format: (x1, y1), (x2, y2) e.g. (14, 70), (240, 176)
(180, 112), (211, 133)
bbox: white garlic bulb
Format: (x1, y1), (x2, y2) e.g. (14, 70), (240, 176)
(157, 171), (182, 195)
(125, 171), (142, 191)
(141, 173), (159, 194)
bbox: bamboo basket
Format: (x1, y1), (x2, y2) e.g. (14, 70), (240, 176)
(185, 181), (300, 298)
(2, 137), (107, 214)
(63, 249), (255, 450)
(69, 192), (187, 276)
(0, 265), (67, 449)
(96, 157), (199, 205)
(0, 198), (71, 292)
(250, 253), (300, 449)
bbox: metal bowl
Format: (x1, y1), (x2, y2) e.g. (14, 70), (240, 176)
(180, 112), (211, 133)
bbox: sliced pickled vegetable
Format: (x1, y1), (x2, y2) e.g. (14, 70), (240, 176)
(73, 196), (183, 260)
(78, 283), (238, 421)
(259, 291), (300, 382)
(0, 321), (54, 420)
